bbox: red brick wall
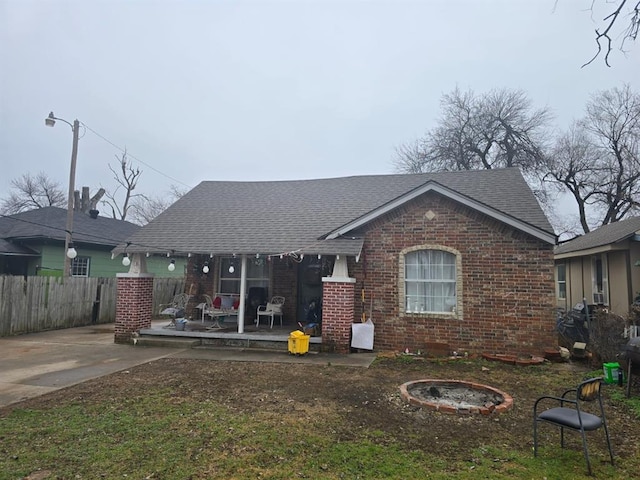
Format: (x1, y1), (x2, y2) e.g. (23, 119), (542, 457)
(322, 281), (355, 353)
(349, 192), (556, 357)
(114, 276), (154, 344)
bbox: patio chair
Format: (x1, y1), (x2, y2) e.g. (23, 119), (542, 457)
(256, 296), (285, 329)
(533, 377), (614, 475)
(159, 293), (191, 328)
(194, 294), (214, 323)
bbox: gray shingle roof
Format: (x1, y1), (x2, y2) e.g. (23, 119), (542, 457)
(119, 168), (554, 257)
(0, 239), (38, 255)
(0, 207), (140, 248)
(555, 216), (640, 255)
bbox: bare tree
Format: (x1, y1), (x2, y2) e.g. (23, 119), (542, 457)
(393, 87), (552, 178)
(128, 185), (186, 225)
(0, 172), (66, 214)
(545, 124), (602, 233)
(580, 0), (640, 67)
(101, 150), (143, 221)
(394, 138), (430, 174)
(586, 84), (640, 223)
(546, 85), (640, 232)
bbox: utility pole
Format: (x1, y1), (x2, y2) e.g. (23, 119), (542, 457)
(46, 112), (80, 277)
(63, 119), (80, 277)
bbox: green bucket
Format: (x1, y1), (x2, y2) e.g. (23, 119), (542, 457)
(603, 362), (621, 384)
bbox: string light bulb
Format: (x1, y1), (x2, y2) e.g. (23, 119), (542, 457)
(168, 259), (176, 272)
(202, 261), (209, 274)
(66, 243), (78, 259)
(122, 253), (131, 267)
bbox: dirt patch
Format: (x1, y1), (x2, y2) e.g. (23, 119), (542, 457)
(3, 355), (638, 461)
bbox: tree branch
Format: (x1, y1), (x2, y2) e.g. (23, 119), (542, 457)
(582, 0), (638, 67)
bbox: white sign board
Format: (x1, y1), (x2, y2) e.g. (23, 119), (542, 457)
(351, 319), (374, 350)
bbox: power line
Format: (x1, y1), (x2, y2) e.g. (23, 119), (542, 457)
(81, 122), (193, 189)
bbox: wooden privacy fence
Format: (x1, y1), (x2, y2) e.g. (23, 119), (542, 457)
(0, 276), (185, 337)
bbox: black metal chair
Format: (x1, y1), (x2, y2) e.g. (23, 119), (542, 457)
(248, 287), (267, 311)
(533, 377), (614, 475)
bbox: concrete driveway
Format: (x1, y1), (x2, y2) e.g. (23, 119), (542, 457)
(0, 323), (375, 408)
(0, 324), (180, 408)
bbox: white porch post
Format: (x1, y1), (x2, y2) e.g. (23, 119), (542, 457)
(237, 254), (248, 333)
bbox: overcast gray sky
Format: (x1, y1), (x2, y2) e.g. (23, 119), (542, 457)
(1, 0), (638, 219)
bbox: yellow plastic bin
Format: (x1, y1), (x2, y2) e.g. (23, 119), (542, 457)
(288, 330), (310, 355)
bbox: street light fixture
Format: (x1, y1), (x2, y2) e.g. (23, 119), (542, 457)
(45, 111), (80, 277)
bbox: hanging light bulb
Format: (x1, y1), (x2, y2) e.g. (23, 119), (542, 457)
(66, 243), (78, 259)
(202, 261), (209, 274)
(228, 264), (235, 274)
(122, 253), (131, 267)
(168, 259), (176, 272)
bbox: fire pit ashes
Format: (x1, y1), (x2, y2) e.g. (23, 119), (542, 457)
(399, 379), (513, 415)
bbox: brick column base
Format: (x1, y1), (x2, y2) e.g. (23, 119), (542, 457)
(115, 274), (154, 344)
(321, 279), (356, 353)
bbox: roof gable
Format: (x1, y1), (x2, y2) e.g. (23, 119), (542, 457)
(326, 180), (556, 244)
(119, 168), (555, 256)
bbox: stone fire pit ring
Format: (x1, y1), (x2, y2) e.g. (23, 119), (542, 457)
(399, 379), (513, 415)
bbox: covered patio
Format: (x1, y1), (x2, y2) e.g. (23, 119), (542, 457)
(114, 248), (361, 353)
(138, 318), (323, 352)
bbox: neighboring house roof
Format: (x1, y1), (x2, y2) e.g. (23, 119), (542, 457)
(555, 216), (640, 258)
(117, 168), (555, 257)
(0, 238), (39, 255)
(0, 206), (140, 253)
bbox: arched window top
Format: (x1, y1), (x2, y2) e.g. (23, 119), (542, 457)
(401, 245), (460, 315)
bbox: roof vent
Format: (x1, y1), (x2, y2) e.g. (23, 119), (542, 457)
(89, 209), (99, 219)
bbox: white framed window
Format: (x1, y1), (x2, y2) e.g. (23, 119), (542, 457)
(71, 256), (90, 277)
(404, 249), (457, 313)
(591, 254), (609, 305)
(219, 256), (269, 294)
(556, 263), (566, 300)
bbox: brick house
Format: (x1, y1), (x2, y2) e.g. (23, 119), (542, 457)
(114, 168), (557, 355)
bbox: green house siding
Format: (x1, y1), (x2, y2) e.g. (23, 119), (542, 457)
(34, 244), (186, 278)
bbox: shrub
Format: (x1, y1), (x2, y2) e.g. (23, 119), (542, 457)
(589, 310), (627, 364)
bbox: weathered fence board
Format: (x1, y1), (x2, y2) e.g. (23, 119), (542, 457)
(0, 276), (185, 337)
